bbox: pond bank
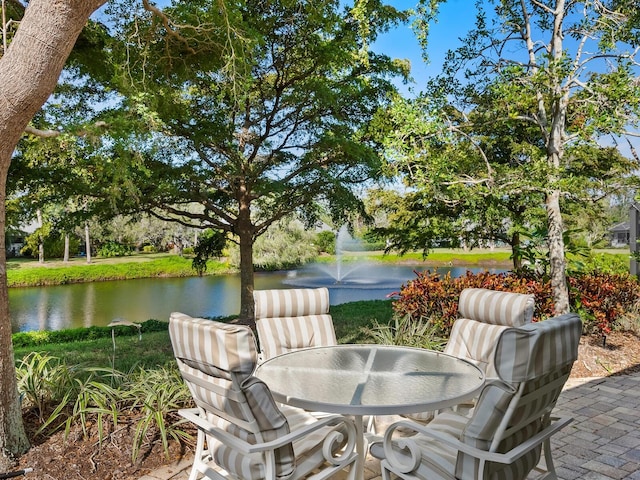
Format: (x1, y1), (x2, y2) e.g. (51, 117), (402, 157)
(6, 255), (233, 288)
(7, 250), (517, 288)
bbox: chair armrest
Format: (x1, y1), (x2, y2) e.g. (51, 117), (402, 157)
(382, 415), (573, 473)
(179, 408), (357, 457)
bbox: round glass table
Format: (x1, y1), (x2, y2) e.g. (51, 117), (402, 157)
(254, 344), (485, 479)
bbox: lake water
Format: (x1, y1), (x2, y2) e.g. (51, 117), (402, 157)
(9, 264), (503, 333)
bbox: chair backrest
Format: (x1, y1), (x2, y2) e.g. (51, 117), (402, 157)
(455, 313), (582, 479)
(444, 288), (535, 377)
(169, 312), (296, 479)
(253, 288), (337, 360)
(458, 288), (535, 326)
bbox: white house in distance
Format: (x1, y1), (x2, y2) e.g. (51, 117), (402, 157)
(609, 222), (630, 247)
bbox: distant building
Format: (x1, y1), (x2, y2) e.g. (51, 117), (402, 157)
(609, 221), (630, 247)
(6, 231), (27, 257)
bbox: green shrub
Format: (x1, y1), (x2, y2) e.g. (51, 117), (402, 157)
(232, 221), (318, 270)
(570, 252), (630, 275)
(357, 240), (386, 251)
(142, 245), (158, 253)
(315, 231), (336, 254)
(98, 241), (133, 257)
(12, 319), (169, 348)
(20, 230), (81, 259)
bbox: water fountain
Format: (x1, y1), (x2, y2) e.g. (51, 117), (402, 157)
(283, 225), (407, 290)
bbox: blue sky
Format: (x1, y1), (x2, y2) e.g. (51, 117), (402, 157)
(372, 0), (477, 95)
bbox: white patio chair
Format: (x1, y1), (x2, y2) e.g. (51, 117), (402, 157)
(253, 287), (337, 361)
(445, 287), (535, 377)
(169, 312), (357, 480)
(405, 287), (535, 424)
(375, 313), (582, 480)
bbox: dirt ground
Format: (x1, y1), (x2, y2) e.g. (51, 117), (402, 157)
(571, 330), (640, 378)
(8, 330), (640, 480)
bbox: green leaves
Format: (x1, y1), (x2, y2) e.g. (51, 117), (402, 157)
(16, 353), (193, 462)
(375, 1), (640, 283)
(364, 313), (446, 350)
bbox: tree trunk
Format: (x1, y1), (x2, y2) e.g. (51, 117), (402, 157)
(85, 222), (91, 264)
(0, 0), (107, 467)
(545, 1), (570, 315)
(238, 234), (255, 322)
(0, 169), (29, 466)
(36, 208), (44, 264)
(63, 233), (70, 262)
(237, 194), (255, 323)
(511, 229), (522, 271)
(546, 188), (570, 314)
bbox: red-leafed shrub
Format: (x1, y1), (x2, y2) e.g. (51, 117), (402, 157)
(568, 273), (640, 335)
(391, 270), (640, 337)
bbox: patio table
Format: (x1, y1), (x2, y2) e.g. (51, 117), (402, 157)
(254, 344), (485, 480)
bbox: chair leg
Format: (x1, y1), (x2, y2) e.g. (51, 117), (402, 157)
(540, 438), (558, 479)
(366, 415), (377, 435)
(190, 429), (208, 480)
(380, 461), (395, 480)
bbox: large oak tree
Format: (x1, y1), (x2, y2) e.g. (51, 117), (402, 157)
(105, 0), (409, 320)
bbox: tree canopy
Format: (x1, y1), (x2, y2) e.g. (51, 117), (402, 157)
(90, 0), (410, 318)
(377, 0), (640, 313)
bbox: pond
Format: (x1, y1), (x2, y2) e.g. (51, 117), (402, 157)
(9, 264), (505, 333)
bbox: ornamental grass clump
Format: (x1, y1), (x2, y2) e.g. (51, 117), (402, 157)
(16, 352), (74, 425)
(124, 365), (193, 461)
(16, 353), (193, 461)
(364, 314), (446, 351)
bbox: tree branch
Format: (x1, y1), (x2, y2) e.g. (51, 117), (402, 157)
(141, 0), (195, 55)
(23, 121), (108, 138)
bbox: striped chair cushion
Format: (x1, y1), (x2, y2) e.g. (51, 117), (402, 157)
(256, 314), (337, 360)
(169, 312), (257, 379)
(444, 319), (509, 378)
(454, 314), (582, 480)
(208, 403), (346, 480)
(458, 288), (535, 327)
(409, 411), (539, 479)
(455, 382), (543, 480)
(381, 411), (464, 479)
(254, 288), (330, 318)
(254, 288), (337, 361)
(495, 313), (581, 382)
(383, 314), (581, 480)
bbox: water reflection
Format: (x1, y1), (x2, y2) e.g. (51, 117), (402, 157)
(9, 264), (503, 333)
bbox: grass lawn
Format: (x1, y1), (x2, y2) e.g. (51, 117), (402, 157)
(6, 249), (520, 287)
(6, 252), (174, 270)
(6, 254), (233, 287)
(13, 300), (395, 371)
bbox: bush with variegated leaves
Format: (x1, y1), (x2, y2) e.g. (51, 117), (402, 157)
(391, 270), (640, 337)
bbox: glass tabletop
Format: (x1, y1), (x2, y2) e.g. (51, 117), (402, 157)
(254, 344), (485, 415)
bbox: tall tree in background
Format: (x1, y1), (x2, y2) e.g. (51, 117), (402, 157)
(0, 0), (107, 466)
(107, 0), (409, 319)
(385, 0), (640, 314)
